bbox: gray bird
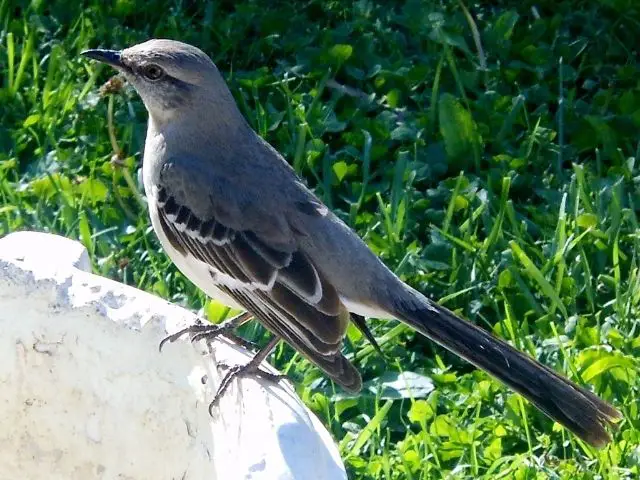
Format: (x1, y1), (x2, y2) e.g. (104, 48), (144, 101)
(82, 39), (620, 447)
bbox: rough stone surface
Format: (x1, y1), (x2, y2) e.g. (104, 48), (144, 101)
(0, 231), (346, 480)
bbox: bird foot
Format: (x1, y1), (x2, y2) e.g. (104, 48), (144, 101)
(208, 361), (286, 414)
(158, 311), (255, 352)
(158, 321), (232, 352)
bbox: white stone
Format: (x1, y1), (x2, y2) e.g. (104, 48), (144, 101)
(0, 231), (347, 480)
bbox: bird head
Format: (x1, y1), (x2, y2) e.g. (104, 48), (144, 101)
(82, 39), (236, 126)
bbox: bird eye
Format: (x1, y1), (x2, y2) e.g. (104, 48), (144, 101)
(141, 64), (164, 81)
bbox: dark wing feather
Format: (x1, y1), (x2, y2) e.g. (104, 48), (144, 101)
(351, 313), (385, 360)
(220, 285), (361, 392)
(231, 233), (277, 285)
(155, 180), (361, 392)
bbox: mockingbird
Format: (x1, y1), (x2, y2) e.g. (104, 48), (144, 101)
(82, 39), (620, 447)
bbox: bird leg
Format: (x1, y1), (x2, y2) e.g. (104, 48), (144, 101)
(208, 335), (284, 414)
(158, 311), (253, 352)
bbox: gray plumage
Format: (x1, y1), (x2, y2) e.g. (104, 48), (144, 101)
(82, 39), (621, 447)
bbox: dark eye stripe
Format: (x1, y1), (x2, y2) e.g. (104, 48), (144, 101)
(166, 75), (191, 92)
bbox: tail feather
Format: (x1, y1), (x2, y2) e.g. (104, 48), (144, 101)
(395, 297), (621, 448)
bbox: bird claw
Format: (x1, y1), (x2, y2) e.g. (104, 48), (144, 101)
(208, 361), (286, 415)
(159, 312), (255, 352)
(158, 322), (229, 352)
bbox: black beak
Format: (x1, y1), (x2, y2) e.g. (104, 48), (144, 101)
(81, 49), (124, 69)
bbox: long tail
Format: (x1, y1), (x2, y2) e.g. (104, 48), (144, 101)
(394, 295), (621, 447)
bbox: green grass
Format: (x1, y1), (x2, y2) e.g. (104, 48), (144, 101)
(2, 0), (640, 478)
